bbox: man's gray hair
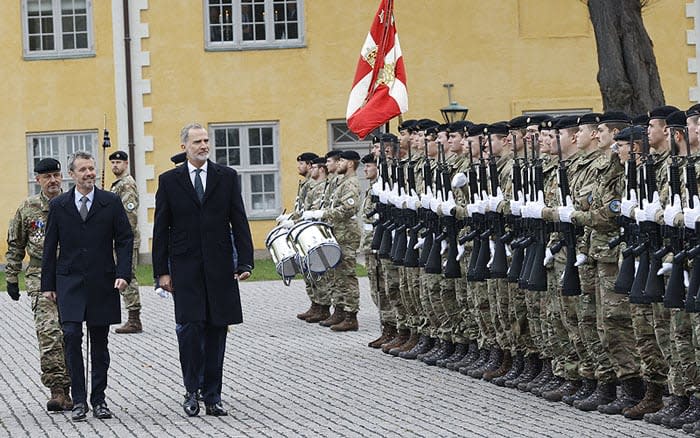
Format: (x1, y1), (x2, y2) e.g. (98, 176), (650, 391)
(180, 123), (204, 144)
(69, 151), (95, 171)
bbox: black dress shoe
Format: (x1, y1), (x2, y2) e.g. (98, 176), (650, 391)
(183, 392), (200, 417)
(205, 402), (228, 416)
(93, 402), (113, 419)
(71, 403), (89, 422)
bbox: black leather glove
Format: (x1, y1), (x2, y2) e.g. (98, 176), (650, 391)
(6, 282), (20, 301)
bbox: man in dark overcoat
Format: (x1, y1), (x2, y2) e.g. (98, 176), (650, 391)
(41, 151), (133, 422)
(152, 122), (254, 417)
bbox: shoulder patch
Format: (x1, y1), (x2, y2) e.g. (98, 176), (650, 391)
(126, 202), (136, 211)
(609, 200), (621, 214)
(347, 198), (355, 205)
(587, 193), (593, 205)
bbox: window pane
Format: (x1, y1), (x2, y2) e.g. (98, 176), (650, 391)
(249, 128), (260, 146)
(262, 147), (273, 164)
(287, 23), (298, 39)
(263, 194), (276, 209)
(228, 129), (239, 146)
(75, 32), (87, 48)
(250, 147), (261, 165)
(62, 16), (74, 32)
(75, 15), (86, 32)
(29, 35), (41, 51)
(42, 35), (54, 50)
(215, 129), (226, 145)
(42, 17), (53, 33)
(251, 194), (263, 210)
(251, 174), (262, 192)
(230, 148), (240, 166)
(215, 149), (227, 165)
(263, 173), (274, 190)
(261, 127), (272, 145)
(63, 34), (74, 50)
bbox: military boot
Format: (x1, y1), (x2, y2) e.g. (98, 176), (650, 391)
(115, 309), (143, 334)
(666, 395), (700, 429)
(319, 307), (345, 327)
(520, 358), (551, 392)
(623, 381), (664, 420)
(424, 341), (455, 366)
(644, 395), (688, 425)
(399, 335), (434, 359)
(532, 375), (564, 397)
(483, 350), (512, 382)
(417, 339), (443, 361)
(368, 324), (396, 348)
(447, 340), (479, 371)
(459, 348), (489, 375)
(574, 381), (616, 411)
(507, 355), (541, 389)
(382, 329), (410, 354)
(390, 332), (420, 356)
(47, 387), (67, 412)
(468, 346), (502, 379)
(62, 386), (73, 410)
(563, 378), (596, 406)
(305, 305), (331, 323)
(542, 379), (581, 402)
(683, 419), (700, 434)
(493, 352), (524, 387)
(296, 303), (318, 320)
(437, 342), (467, 368)
(598, 377), (644, 415)
(331, 312), (358, 332)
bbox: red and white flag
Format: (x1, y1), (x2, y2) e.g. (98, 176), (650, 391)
(346, 0), (408, 139)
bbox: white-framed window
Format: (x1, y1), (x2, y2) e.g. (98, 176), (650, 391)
(27, 130), (99, 194)
(205, 0), (304, 51)
(22, 0), (94, 60)
(211, 122), (280, 218)
(328, 120), (385, 192)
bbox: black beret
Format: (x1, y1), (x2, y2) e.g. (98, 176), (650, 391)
(398, 119), (417, 132)
(360, 153), (375, 164)
(296, 152), (319, 162)
(577, 113), (602, 126)
(508, 116), (530, 130)
(425, 124), (440, 136)
(648, 105), (680, 120)
(666, 110), (687, 128)
(632, 114), (650, 127)
(415, 119), (440, 132)
(108, 150), (128, 161)
(447, 120), (471, 133)
(544, 116), (564, 130)
(525, 114), (551, 127)
(485, 122), (510, 136)
(170, 152), (187, 164)
(614, 126), (645, 142)
(34, 158), (61, 174)
(599, 111), (631, 124)
(371, 135), (380, 144)
(312, 156), (327, 165)
(380, 133), (398, 143)
(687, 104), (700, 117)
(554, 116), (579, 130)
(325, 150), (342, 159)
(340, 150), (361, 161)
(467, 123), (488, 137)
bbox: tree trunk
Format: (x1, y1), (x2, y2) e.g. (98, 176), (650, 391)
(587, 0), (665, 114)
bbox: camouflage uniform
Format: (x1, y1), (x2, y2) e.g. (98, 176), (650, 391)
(111, 173), (140, 312)
(407, 155), (429, 336)
(306, 178), (332, 307)
(570, 152), (641, 382)
(322, 173), (361, 313)
(361, 181), (392, 323)
(5, 191), (70, 390)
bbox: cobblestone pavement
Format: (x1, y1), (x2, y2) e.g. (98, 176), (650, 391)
(0, 278), (688, 437)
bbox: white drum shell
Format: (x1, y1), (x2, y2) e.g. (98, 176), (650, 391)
(265, 226), (299, 278)
(288, 221), (342, 273)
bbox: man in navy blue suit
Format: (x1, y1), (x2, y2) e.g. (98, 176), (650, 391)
(42, 151), (133, 422)
(152, 123), (254, 417)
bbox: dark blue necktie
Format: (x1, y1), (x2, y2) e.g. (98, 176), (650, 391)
(194, 169), (204, 202)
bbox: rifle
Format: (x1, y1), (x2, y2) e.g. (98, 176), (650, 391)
(506, 132), (526, 283)
(424, 140), (448, 274)
(403, 140), (421, 267)
(370, 140), (389, 251)
(481, 128), (508, 278)
(417, 138), (435, 268)
(378, 142), (399, 258)
(467, 135), (491, 281)
(461, 137), (484, 281)
(390, 148), (408, 264)
(523, 132), (548, 291)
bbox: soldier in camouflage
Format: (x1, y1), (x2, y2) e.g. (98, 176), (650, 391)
(109, 151), (143, 334)
(5, 158), (72, 411)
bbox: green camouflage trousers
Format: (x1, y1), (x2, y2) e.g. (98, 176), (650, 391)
(631, 304), (668, 385)
(691, 314), (700, 399)
(26, 270), (70, 389)
(596, 261), (640, 381)
(487, 278), (509, 350)
(365, 251), (393, 323)
(545, 262), (579, 380)
(421, 272), (444, 338)
(406, 267), (428, 334)
(328, 243), (360, 313)
(670, 308), (699, 395)
(508, 283), (531, 354)
(652, 303), (680, 394)
(525, 291), (543, 357)
(455, 261), (480, 345)
(383, 261), (407, 330)
(120, 243), (141, 311)
(438, 272), (460, 342)
(398, 266), (421, 331)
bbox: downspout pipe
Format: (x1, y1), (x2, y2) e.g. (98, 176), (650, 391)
(123, 0), (136, 177)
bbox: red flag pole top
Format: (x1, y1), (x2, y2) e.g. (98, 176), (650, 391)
(346, 0), (408, 139)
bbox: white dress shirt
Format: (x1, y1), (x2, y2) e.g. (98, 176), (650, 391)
(187, 161), (208, 193)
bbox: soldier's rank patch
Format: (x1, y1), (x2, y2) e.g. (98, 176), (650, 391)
(126, 202), (135, 211)
(609, 200), (621, 214)
(347, 198), (355, 205)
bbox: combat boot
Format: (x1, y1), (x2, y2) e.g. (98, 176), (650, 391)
(447, 340), (479, 371)
(598, 377), (644, 415)
(368, 324), (396, 348)
(542, 379), (581, 402)
(331, 312), (358, 332)
(389, 332), (420, 356)
(305, 305), (330, 323)
(296, 303), (318, 320)
(493, 352), (524, 387)
(468, 346), (502, 379)
(623, 381), (664, 420)
(507, 355), (541, 389)
(319, 307), (345, 327)
(417, 339), (443, 361)
(382, 329), (410, 354)
(563, 378), (596, 406)
(532, 375), (564, 397)
(424, 341), (455, 366)
(47, 387), (67, 412)
(666, 395), (700, 429)
(459, 348), (489, 375)
(399, 335), (434, 359)
(574, 381), (616, 411)
(437, 342), (467, 368)
(683, 419), (700, 434)
(62, 386), (73, 410)
(520, 358), (551, 392)
(644, 395), (688, 425)
(115, 310), (143, 334)
(483, 350), (512, 382)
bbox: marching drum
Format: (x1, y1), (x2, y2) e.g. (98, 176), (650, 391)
(264, 225), (300, 280)
(288, 221), (342, 273)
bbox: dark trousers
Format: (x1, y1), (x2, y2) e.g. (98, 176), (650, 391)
(61, 322), (110, 406)
(176, 322), (227, 405)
